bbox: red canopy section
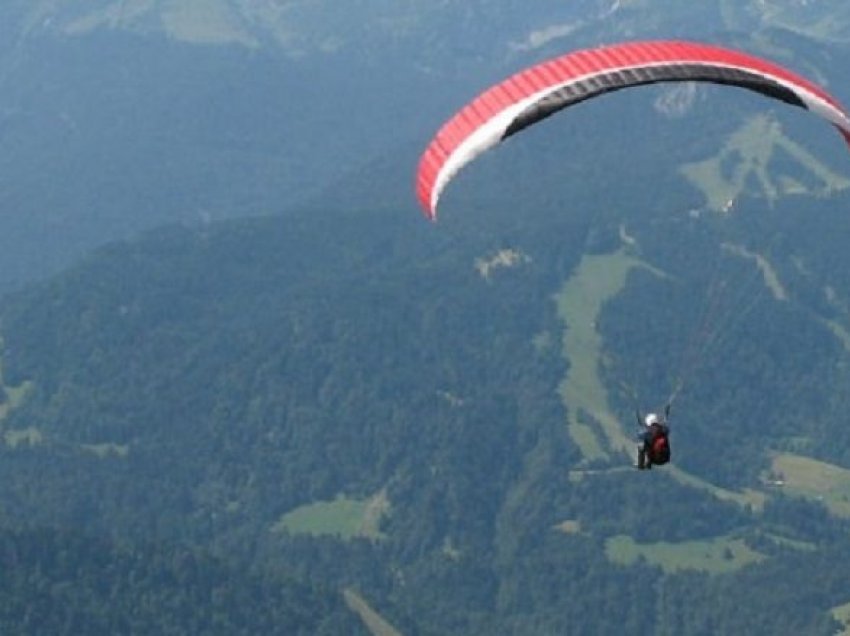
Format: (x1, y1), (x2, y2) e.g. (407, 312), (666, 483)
(416, 40), (850, 219)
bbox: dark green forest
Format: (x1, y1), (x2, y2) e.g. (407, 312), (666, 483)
(2, 177), (850, 633)
(0, 525), (357, 635)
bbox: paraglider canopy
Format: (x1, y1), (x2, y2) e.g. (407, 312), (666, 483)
(416, 40), (850, 219)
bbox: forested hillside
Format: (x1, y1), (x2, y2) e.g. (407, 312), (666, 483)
(2, 177), (850, 632)
(0, 525), (358, 635)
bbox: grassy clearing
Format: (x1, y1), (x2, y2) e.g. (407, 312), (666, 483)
(721, 243), (787, 301)
(0, 343), (38, 446)
(819, 317), (850, 355)
(553, 248), (767, 509)
(0, 342), (33, 423)
(764, 453), (850, 517)
(555, 249), (656, 462)
(553, 519), (581, 535)
(0, 380), (32, 422)
(475, 248), (530, 280)
(0, 379), (39, 449)
(3, 427), (42, 448)
(81, 443), (130, 458)
(63, 1), (154, 35)
(832, 600), (850, 636)
(751, 1), (850, 44)
(160, 0), (257, 46)
(567, 420), (607, 462)
(343, 589), (402, 636)
(761, 532), (815, 552)
(680, 114), (850, 213)
(272, 490), (389, 540)
(668, 466), (766, 511)
(568, 465), (635, 482)
(605, 534), (765, 574)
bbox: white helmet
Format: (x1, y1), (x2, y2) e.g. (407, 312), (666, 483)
(644, 413), (660, 427)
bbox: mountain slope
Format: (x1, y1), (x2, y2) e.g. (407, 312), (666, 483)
(2, 185), (850, 631)
(0, 524), (359, 635)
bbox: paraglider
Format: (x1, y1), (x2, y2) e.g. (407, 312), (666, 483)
(636, 407), (671, 470)
(415, 40), (850, 472)
(416, 39), (850, 219)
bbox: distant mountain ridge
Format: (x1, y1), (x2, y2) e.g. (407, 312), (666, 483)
(0, 1), (847, 290)
(7, 1), (850, 54)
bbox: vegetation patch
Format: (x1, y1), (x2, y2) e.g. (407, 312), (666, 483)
(344, 588), (402, 636)
(160, 0), (257, 46)
(721, 243), (787, 301)
(669, 468), (767, 511)
(568, 466), (635, 482)
(554, 519), (581, 534)
(0, 380), (32, 422)
(554, 249), (767, 510)
(820, 317), (850, 355)
(272, 490), (389, 540)
(832, 600), (850, 636)
(63, 2), (154, 35)
(764, 453), (850, 517)
(0, 353), (36, 446)
(475, 248), (531, 280)
(80, 443), (130, 459)
(680, 114), (850, 213)
(555, 248), (656, 462)
(567, 419), (607, 463)
(605, 534), (765, 573)
(726, 0), (850, 43)
(4, 427), (43, 448)
(761, 532), (816, 552)
(0, 344), (33, 422)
